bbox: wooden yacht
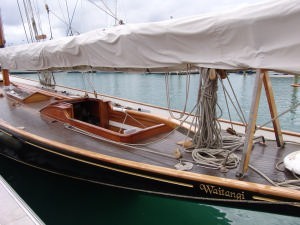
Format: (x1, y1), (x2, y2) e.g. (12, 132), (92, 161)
(0, 0), (300, 216)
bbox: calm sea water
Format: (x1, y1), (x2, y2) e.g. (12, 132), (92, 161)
(1, 72), (299, 225)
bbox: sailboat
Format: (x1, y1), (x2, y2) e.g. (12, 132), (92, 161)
(0, 0), (300, 216)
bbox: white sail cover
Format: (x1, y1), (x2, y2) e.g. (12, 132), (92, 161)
(0, 0), (300, 74)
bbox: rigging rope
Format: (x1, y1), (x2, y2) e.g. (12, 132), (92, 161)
(26, 0), (39, 40)
(68, 0), (80, 36)
(99, 0), (115, 16)
(45, 4), (53, 39)
(219, 76), (247, 125)
(182, 68), (244, 171)
(65, 0), (73, 36)
(164, 67), (244, 171)
(176, 68), (300, 188)
(226, 75), (248, 124)
(86, 71), (98, 98)
(192, 68), (222, 149)
(47, 6), (80, 35)
(86, 0), (121, 24)
(33, 0), (44, 36)
(192, 148), (239, 170)
(64, 124), (179, 159)
(64, 0), (79, 36)
(17, 0), (30, 43)
(256, 102), (300, 130)
(165, 65), (192, 120)
(23, 0), (35, 42)
(220, 78), (234, 130)
(249, 163), (300, 190)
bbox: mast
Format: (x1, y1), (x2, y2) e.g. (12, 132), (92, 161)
(0, 10), (5, 48)
(0, 9), (10, 86)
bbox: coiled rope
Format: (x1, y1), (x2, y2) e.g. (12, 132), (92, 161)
(192, 148), (239, 170)
(184, 69), (241, 170)
(192, 68), (222, 149)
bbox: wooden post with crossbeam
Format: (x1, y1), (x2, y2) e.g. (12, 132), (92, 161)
(237, 69), (284, 177)
(262, 70), (284, 147)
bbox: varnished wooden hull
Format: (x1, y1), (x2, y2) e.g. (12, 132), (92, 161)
(0, 127), (299, 216)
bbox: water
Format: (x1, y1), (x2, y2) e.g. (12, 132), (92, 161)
(1, 72), (300, 224)
(0, 155), (299, 225)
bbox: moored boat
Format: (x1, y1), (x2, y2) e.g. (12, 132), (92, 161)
(0, 0), (300, 216)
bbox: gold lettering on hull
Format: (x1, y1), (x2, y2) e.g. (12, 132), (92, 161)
(199, 184), (245, 200)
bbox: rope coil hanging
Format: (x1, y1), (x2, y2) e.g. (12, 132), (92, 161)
(192, 68), (222, 149)
(189, 68), (241, 171)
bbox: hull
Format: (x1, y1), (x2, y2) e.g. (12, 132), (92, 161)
(0, 128), (299, 216)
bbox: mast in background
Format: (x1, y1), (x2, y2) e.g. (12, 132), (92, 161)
(0, 9), (10, 86)
(0, 10), (5, 48)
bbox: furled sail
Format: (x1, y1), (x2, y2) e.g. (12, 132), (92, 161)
(0, 0), (300, 74)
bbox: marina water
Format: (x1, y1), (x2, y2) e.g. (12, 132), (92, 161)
(1, 72), (299, 224)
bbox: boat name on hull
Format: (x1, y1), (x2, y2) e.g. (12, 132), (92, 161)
(199, 184), (245, 200)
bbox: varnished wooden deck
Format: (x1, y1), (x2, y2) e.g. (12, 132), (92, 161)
(0, 81), (299, 188)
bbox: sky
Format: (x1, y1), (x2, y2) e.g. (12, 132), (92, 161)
(1, 0), (266, 46)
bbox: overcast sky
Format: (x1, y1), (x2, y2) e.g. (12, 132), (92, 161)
(1, 0), (266, 46)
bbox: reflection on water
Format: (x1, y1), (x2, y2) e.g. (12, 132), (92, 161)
(217, 206), (299, 225)
(16, 72), (300, 132)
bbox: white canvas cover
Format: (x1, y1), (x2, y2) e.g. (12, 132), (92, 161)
(0, 0), (300, 74)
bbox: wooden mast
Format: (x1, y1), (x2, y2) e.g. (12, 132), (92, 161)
(0, 10), (10, 86)
(237, 69), (284, 177)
